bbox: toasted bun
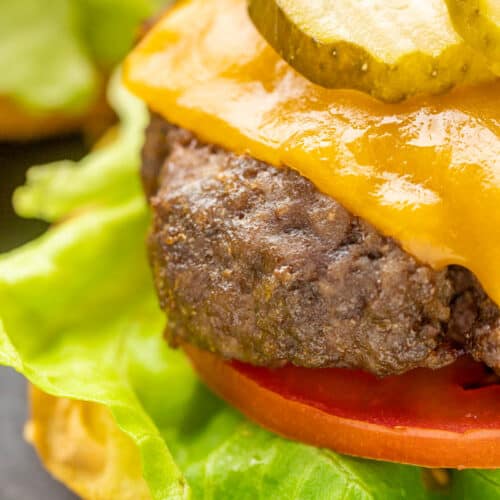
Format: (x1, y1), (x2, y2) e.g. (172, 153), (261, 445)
(25, 386), (150, 500)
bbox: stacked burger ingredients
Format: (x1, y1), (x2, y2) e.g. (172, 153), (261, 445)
(1, 0), (500, 498)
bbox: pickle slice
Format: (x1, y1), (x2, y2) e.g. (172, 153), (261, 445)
(248, 0), (494, 101)
(445, 0), (500, 74)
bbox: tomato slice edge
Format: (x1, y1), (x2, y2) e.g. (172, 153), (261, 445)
(183, 344), (500, 468)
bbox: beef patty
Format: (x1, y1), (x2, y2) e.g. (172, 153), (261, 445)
(142, 114), (500, 376)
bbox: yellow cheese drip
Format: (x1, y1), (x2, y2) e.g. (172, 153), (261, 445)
(124, 0), (500, 305)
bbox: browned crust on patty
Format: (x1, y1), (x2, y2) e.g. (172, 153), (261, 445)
(142, 113), (500, 376)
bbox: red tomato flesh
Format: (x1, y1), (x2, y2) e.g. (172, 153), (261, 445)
(231, 356), (500, 432)
(184, 343), (500, 467)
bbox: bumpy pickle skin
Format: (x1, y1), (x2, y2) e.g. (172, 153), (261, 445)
(446, 0), (500, 74)
(248, 0), (495, 101)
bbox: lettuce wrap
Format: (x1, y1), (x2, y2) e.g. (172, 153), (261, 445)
(1, 72), (499, 499)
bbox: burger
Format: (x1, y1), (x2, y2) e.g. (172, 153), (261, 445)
(2, 0), (500, 498)
(0, 0), (168, 141)
(126, 0), (500, 467)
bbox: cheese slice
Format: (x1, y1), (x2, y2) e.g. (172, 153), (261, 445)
(124, 0), (500, 306)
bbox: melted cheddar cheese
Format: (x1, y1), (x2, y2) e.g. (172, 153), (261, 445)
(124, 0), (500, 306)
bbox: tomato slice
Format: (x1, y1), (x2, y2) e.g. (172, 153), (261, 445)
(183, 344), (500, 468)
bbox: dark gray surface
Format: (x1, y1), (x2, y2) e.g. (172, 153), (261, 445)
(0, 137), (85, 499)
(0, 368), (77, 500)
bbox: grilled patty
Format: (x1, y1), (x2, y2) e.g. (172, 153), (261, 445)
(142, 114), (500, 376)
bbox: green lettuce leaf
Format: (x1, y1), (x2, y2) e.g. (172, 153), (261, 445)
(451, 470), (500, 499)
(0, 72), (494, 499)
(14, 71), (148, 221)
(0, 0), (96, 113)
(0, 0), (166, 113)
(77, 0), (159, 66)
